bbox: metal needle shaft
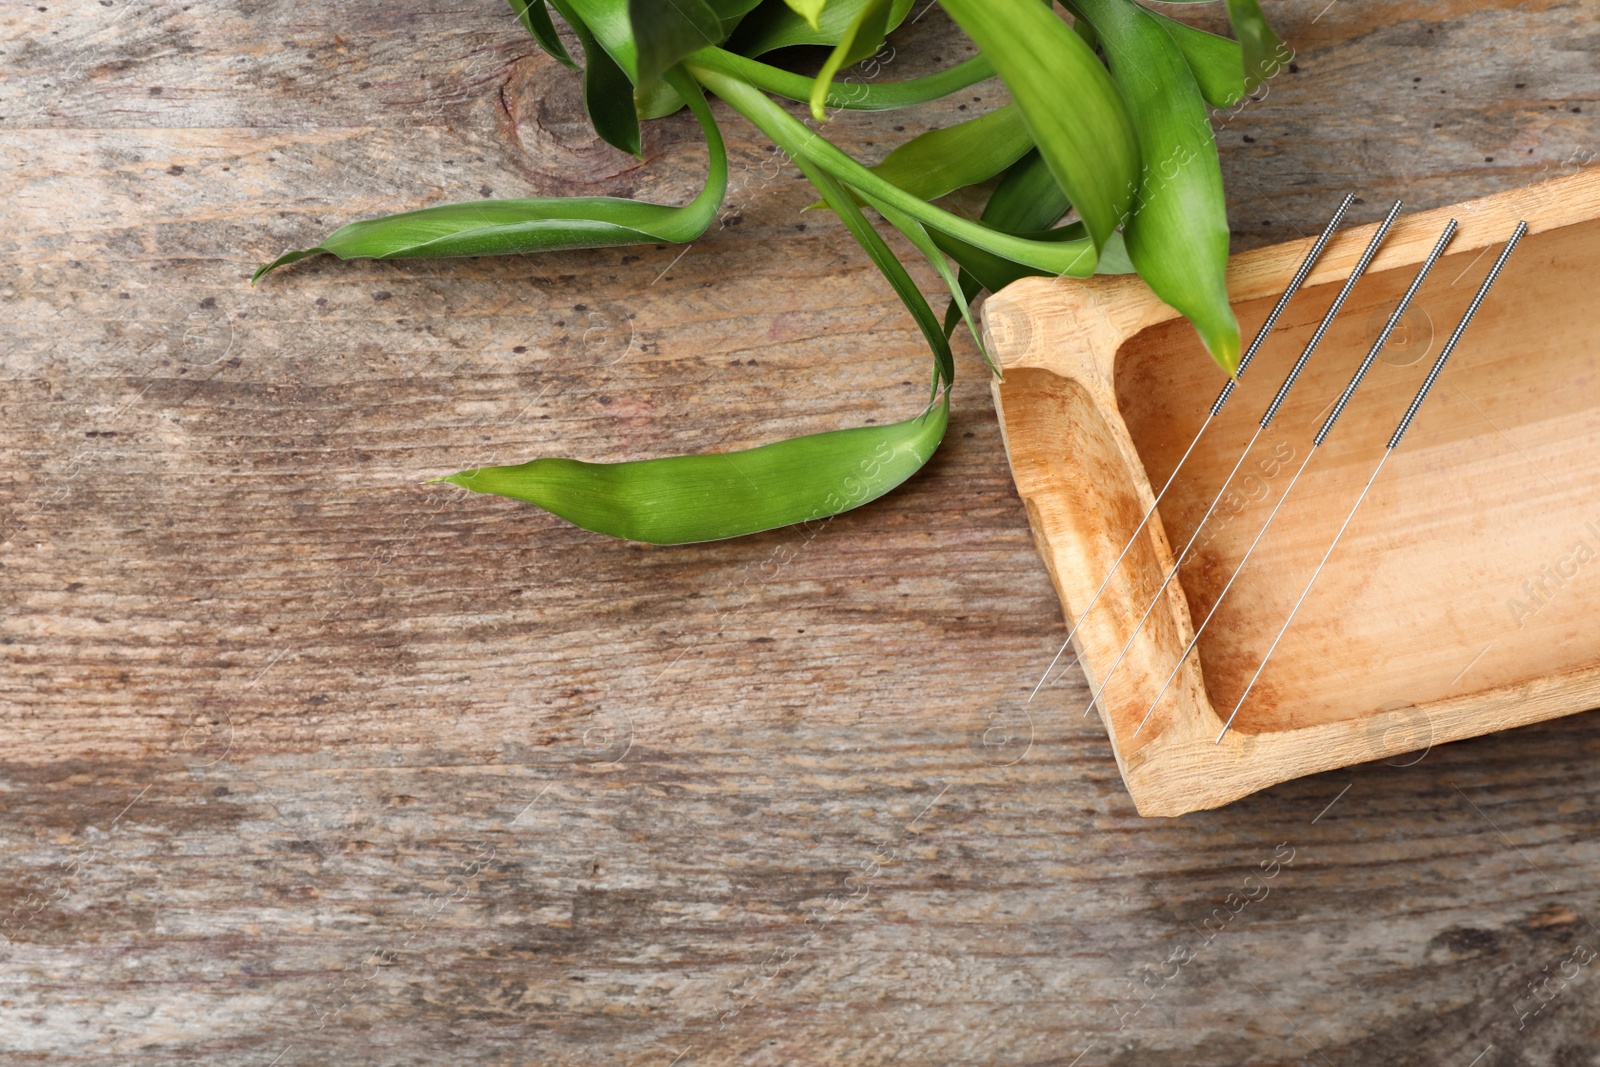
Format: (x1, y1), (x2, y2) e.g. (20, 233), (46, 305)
(1132, 217), (1457, 738)
(1215, 220), (1527, 743)
(1212, 450), (1389, 743)
(1131, 447), (1317, 737)
(1028, 193), (1357, 702)
(1077, 200), (1403, 722)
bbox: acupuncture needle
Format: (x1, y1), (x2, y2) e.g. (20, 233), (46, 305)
(1126, 219), (1462, 738)
(1077, 199), (1404, 723)
(1214, 219), (1527, 744)
(1026, 193), (1357, 702)
(1127, 218), (1459, 736)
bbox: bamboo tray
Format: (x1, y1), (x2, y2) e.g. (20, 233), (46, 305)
(983, 169), (1600, 817)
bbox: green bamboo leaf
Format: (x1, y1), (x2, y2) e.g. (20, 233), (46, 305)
(1073, 0), (1238, 373)
(936, 0), (1139, 254)
(1144, 9), (1247, 108)
(869, 196), (993, 375)
(552, 0), (642, 153)
(783, 0), (827, 29)
(1070, 9), (1097, 50)
(635, 75), (687, 119)
(559, 0), (639, 78)
(704, 46), (994, 111)
(690, 58), (1102, 278)
(797, 152), (955, 392)
(932, 223), (1132, 299)
(808, 0), (892, 119)
(1083, 0), (1274, 106)
(943, 147), (1069, 335)
(641, 47), (995, 118)
(629, 0), (724, 88)
(710, 0), (767, 37)
(562, 0), (770, 80)
(508, 0), (578, 70)
(803, 103), (1030, 208)
(708, 0), (767, 23)
(437, 395), (949, 544)
(1223, 0), (1289, 93)
(980, 149), (1071, 236)
(866, 104), (1033, 202)
(933, 227), (1056, 295)
(730, 0), (913, 56)
(253, 68), (724, 281)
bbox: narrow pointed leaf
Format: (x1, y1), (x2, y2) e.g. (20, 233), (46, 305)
(936, 0), (1139, 253)
(704, 46), (994, 111)
(254, 68), (724, 281)
(944, 147), (1070, 335)
(798, 153), (955, 391)
(509, 0), (578, 69)
(933, 223), (1132, 297)
(707, 0), (767, 25)
(1223, 0), (1288, 93)
(1144, 9), (1247, 107)
(629, 0), (724, 88)
(635, 75), (687, 119)
(808, 0), (892, 119)
(690, 58), (1101, 278)
(551, 0), (641, 153)
(1072, 0), (1238, 373)
(438, 396), (949, 544)
(870, 197), (993, 375)
(730, 0), (913, 56)
(865, 104), (1032, 202)
(783, 0), (827, 29)
(935, 227), (1069, 297)
(559, 0), (639, 79)
(1070, 9), (1097, 50)
(561, 0), (760, 82)
(979, 149), (1072, 236)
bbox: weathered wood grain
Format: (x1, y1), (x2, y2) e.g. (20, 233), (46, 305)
(1, 0), (1598, 1063)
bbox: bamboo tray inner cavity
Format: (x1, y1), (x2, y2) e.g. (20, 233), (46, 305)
(1115, 214), (1599, 736)
(985, 171), (1600, 814)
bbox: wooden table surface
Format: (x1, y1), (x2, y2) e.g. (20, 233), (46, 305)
(3, 1), (1598, 1063)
